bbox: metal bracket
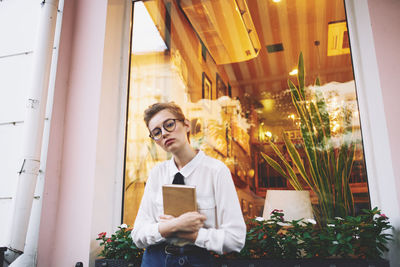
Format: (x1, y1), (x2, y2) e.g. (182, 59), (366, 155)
(18, 159), (26, 175)
(18, 159), (40, 175)
(27, 98), (40, 109)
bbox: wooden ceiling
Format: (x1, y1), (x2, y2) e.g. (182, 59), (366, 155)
(224, 0), (354, 99)
(137, 0), (355, 125)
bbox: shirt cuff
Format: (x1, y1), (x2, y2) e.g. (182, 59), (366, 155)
(194, 228), (207, 248)
(153, 223), (166, 243)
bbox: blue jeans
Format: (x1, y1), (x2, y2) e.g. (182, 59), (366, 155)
(141, 243), (215, 267)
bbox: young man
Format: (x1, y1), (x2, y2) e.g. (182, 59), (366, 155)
(132, 102), (246, 267)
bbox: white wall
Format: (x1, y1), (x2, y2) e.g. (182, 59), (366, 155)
(0, 0), (42, 246)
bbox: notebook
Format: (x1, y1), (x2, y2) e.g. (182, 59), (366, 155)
(162, 184), (197, 217)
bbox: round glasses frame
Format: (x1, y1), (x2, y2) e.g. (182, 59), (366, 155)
(149, 118), (184, 141)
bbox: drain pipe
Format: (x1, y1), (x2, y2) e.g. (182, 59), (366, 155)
(5, 0), (60, 265)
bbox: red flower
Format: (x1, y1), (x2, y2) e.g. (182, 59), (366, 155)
(380, 214), (388, 219)
(98, 232), (106, 238)
(271, 209), (283, 214)
(106, 238), (112, 243)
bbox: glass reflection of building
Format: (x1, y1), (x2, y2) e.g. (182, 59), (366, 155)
(123, 0), (370, 225)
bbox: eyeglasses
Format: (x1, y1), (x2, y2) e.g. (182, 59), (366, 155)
(149, 118), (184, 141)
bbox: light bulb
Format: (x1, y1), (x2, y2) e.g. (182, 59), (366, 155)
(289, 69), (298, 76)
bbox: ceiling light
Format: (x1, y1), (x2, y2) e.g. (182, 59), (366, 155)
(272, 0), (281, 2)
(180, 0), (261, 64)
(260, 99), (275, 112)
(289, 69), (298, 76)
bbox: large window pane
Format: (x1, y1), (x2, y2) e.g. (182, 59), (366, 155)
(123, 0), (369, 227)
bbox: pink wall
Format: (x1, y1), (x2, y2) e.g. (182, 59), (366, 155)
(368, 0), (400, 208)
(37, 0), (108, 266)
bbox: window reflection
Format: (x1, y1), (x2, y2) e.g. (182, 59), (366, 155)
(124, 0), (370, 226)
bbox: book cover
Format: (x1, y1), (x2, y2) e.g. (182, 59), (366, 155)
(162, 184), (197, 217)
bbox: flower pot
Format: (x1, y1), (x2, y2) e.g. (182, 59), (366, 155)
(95, 259), (140, 267)
(214, 258), (390, 267)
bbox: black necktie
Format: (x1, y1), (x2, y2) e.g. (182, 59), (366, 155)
(173, 172), (185, 185)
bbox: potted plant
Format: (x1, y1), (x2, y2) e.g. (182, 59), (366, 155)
(213, 208), (392, 266)
(95, 224), (143, 267)
(261, 52), (356, 223)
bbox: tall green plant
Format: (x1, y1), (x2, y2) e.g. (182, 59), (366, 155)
(262, 52), (356, 222)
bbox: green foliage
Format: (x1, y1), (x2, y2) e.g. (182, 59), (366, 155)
(96, 225), (143, 264)
(217, 208), (392, 260)
(262, 52), (356, 222)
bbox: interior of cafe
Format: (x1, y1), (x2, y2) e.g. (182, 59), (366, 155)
(122, 0), (370, 226)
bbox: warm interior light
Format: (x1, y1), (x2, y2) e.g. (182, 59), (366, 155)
(265, 131), (272, 138)
(260, 99), (275, 112)
(272, 0), (281, 2)
(180, 0), (261, 64)
(327, 21), (350, 56)
(248, 169), (255, 178)
(289, 69), (298, 76)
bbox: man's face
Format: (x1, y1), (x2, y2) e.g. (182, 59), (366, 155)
(148, 109), (189, 153)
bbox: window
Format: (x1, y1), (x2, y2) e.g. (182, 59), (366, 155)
(123, 0), (370, 226)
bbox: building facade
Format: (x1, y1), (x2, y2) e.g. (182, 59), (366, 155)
(0, 0), (399, 266)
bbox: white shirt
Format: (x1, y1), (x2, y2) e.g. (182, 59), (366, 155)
(131, 150), (246, 254)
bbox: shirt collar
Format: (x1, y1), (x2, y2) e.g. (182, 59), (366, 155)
(168, 150), (205, 180)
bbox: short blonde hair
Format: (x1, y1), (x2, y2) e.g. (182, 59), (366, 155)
(143, 102), (186, 127)
(144, 102), (190, 141)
